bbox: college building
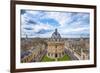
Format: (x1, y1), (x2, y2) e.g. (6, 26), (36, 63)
(21, 29), (89, 63)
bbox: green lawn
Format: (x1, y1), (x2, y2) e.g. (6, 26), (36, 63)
(41, 54), (71, 62)
(58, 54), (71, 61)
(41, 55), (55, 62)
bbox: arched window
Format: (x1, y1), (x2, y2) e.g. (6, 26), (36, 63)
(48, 53), (50, 56)
(55, 53), (57, 58)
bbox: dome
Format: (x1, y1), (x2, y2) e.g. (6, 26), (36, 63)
(51, 29), (61, 39)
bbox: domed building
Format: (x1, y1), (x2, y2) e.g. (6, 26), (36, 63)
(47, 29), (65, 59)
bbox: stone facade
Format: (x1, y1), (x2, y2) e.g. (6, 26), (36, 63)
(65, 38), (89, 60)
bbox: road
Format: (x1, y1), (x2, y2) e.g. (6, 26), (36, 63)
(64, 48), (79, 60)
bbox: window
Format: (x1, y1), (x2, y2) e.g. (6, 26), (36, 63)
(55, 45), (57, 48)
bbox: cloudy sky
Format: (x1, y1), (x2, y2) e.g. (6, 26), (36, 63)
(21, 9), (90, 38)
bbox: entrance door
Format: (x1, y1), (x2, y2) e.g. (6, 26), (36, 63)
(55, 53), (57, 58)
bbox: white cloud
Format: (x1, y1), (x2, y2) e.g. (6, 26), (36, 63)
(59, 27), (89, 35)
(26, 11), (40, 15)
(21, 10), (90, 38)
(41, 12), (72, 26)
